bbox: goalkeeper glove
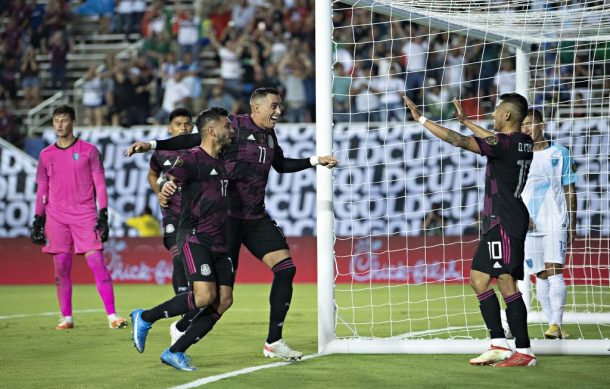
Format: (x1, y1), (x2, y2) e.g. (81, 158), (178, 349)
(31, 214), (46, 245)
(96, 208), (109, 242)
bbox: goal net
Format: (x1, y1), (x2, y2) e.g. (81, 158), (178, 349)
(315, 0), (610, 355)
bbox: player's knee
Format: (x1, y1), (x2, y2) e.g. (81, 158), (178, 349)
(217, 293), (233, 314)
(193, 288), (216, 308)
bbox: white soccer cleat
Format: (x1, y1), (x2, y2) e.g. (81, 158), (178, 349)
(469, 346), (513, 366)
(55, 316), (74, 330)
(263, 339), (303, 361)
(169, 320), (185, 346)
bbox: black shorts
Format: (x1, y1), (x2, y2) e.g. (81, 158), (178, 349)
(472, 225), (525, 280)
(178, 234), (235, 287)
(163, 234), (177, 252)
(226, 215), (289, 270)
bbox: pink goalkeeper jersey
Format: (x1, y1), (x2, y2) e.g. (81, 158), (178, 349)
(35, 138), (108, 218)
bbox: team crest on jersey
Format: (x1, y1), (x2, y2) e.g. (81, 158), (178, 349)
(200, 264), (211, 276)
(484, 136), (498, 145)
(73, 153), (79, 160)
(173, 157), (184, 167)
(268, 135), (275, 149)
(551, 157), (559, 167)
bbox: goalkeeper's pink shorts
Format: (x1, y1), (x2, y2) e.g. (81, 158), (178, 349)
(42, 212), (102, 255)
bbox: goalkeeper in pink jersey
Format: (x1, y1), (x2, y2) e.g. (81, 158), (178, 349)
(31, 105), (127, 330)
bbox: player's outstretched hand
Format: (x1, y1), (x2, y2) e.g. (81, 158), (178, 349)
(125, 141), (152, 157)
(402, 96), (422, 122)
(452, 98), (467, 123)
(31, 214), (46, 245)
(318, 156), (339, 169)
(96, 208), (109, 242)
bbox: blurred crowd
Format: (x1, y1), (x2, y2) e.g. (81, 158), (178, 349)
(0, 0), (609, 147)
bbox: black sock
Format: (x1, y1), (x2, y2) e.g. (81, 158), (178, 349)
(170, 307), (221, 353)
(141, 291), (197, 324)
(504, 292), (530, 349)
(477, 289), (505, 339)
(171, 247), (189, 294)
(175, 308), (203, 332)
(267, 258), (296, 344)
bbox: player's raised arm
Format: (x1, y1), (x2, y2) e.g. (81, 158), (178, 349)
(403, 96), (481, 154)
(125, 133), (201, 157)
(452, 97), (496, 139)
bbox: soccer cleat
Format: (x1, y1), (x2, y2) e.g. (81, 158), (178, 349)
(55, 317), (74, 330)
(263, 339), (303, 360)
(544, 323), (569, 339)
(160, 348), (197, 371)
(131, 309), (152, 353)
(469, 346), (513, 366)
(494, 352), (537, 367)
(169, 321), (184, 346)
(109, 316), (128, 329)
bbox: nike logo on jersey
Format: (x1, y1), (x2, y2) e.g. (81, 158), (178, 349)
(163, 160), (171, 166)
(210, 169), (218, 175)
(493, 262), (502, 269)
(247, 134), (256, 141)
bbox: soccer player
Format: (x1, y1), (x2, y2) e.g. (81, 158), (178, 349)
(31, 105), (127, 330)
(147, 108), (194, 295)
(520, 108), (577, 339)
(130, 107), (235, 371)
(126, 87), (338, 360)
(404, 93), (536, 367)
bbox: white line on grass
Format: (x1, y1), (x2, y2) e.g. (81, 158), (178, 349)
(0, 309), (104, 320)
(167, 354), (323, 388)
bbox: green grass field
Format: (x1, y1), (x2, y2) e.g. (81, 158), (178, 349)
(1, 284), (609, 388)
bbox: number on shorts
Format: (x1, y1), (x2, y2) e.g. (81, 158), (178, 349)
(487, 241), (502, 260)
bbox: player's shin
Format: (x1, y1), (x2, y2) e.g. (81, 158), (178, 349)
(170, 307), (222, 353)
(53, 253), (73, 317)
(267, 258), (296, 344)
(504, 292), (531, 349)
(86, 250), (116, 315)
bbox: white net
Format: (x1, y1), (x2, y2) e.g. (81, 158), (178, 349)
(321, 0), (610, 354)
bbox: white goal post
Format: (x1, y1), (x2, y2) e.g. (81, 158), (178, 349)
(316, 0), (610, 355)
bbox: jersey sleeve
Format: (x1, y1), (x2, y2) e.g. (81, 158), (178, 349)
(156, 133), (200, 151)
(473, 133), (510, 159)
(560, 146), (577, 186)
(90, 146), (108, 209)
(34, 153), (49, 215)
(149, 152), (162, 174)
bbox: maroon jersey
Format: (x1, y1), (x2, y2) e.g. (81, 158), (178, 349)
(167, 147), (229, 252)
(149, 150), (182, 235)
(474, 132), (534, 237)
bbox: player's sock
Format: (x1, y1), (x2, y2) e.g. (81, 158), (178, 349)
(170, 307), (221, 353)
(86, 250), (116, 315)
(175, 308), (202, 332)
(141, 291), (197, 324)
(171, 245), (189, 294)
(267, 258), (296, 344)
(548, 273), (567, 326)
(535, 277), (552, 324)
(504, 292), (531, 349)
(477, 289), (505, 339)
(53, 253), (73, 317)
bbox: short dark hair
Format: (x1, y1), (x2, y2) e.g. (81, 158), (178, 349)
(52, 105), (76, 121)
(195, 107), (229, 138)
(526, 108), (544, 123)
(169, 108), (192, 123)
(499, 93), (528, 124)
(250, 87), (281, 104)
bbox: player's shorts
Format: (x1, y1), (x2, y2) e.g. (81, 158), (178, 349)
(226, 215), (290, 270)
(524, 230), (568, 275)
(163, 233), (177, 252)
(471, 225), (525, 280)
(179, 233), (235, 287)
(43, 212), (103, 254)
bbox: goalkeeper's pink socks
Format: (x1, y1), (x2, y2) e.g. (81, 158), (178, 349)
(53, 253), (73, 317)
(85, 250), (116, 315)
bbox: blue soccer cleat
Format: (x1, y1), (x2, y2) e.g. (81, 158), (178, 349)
(130, 309), (152, 353)
(160, 348), (197, 371)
